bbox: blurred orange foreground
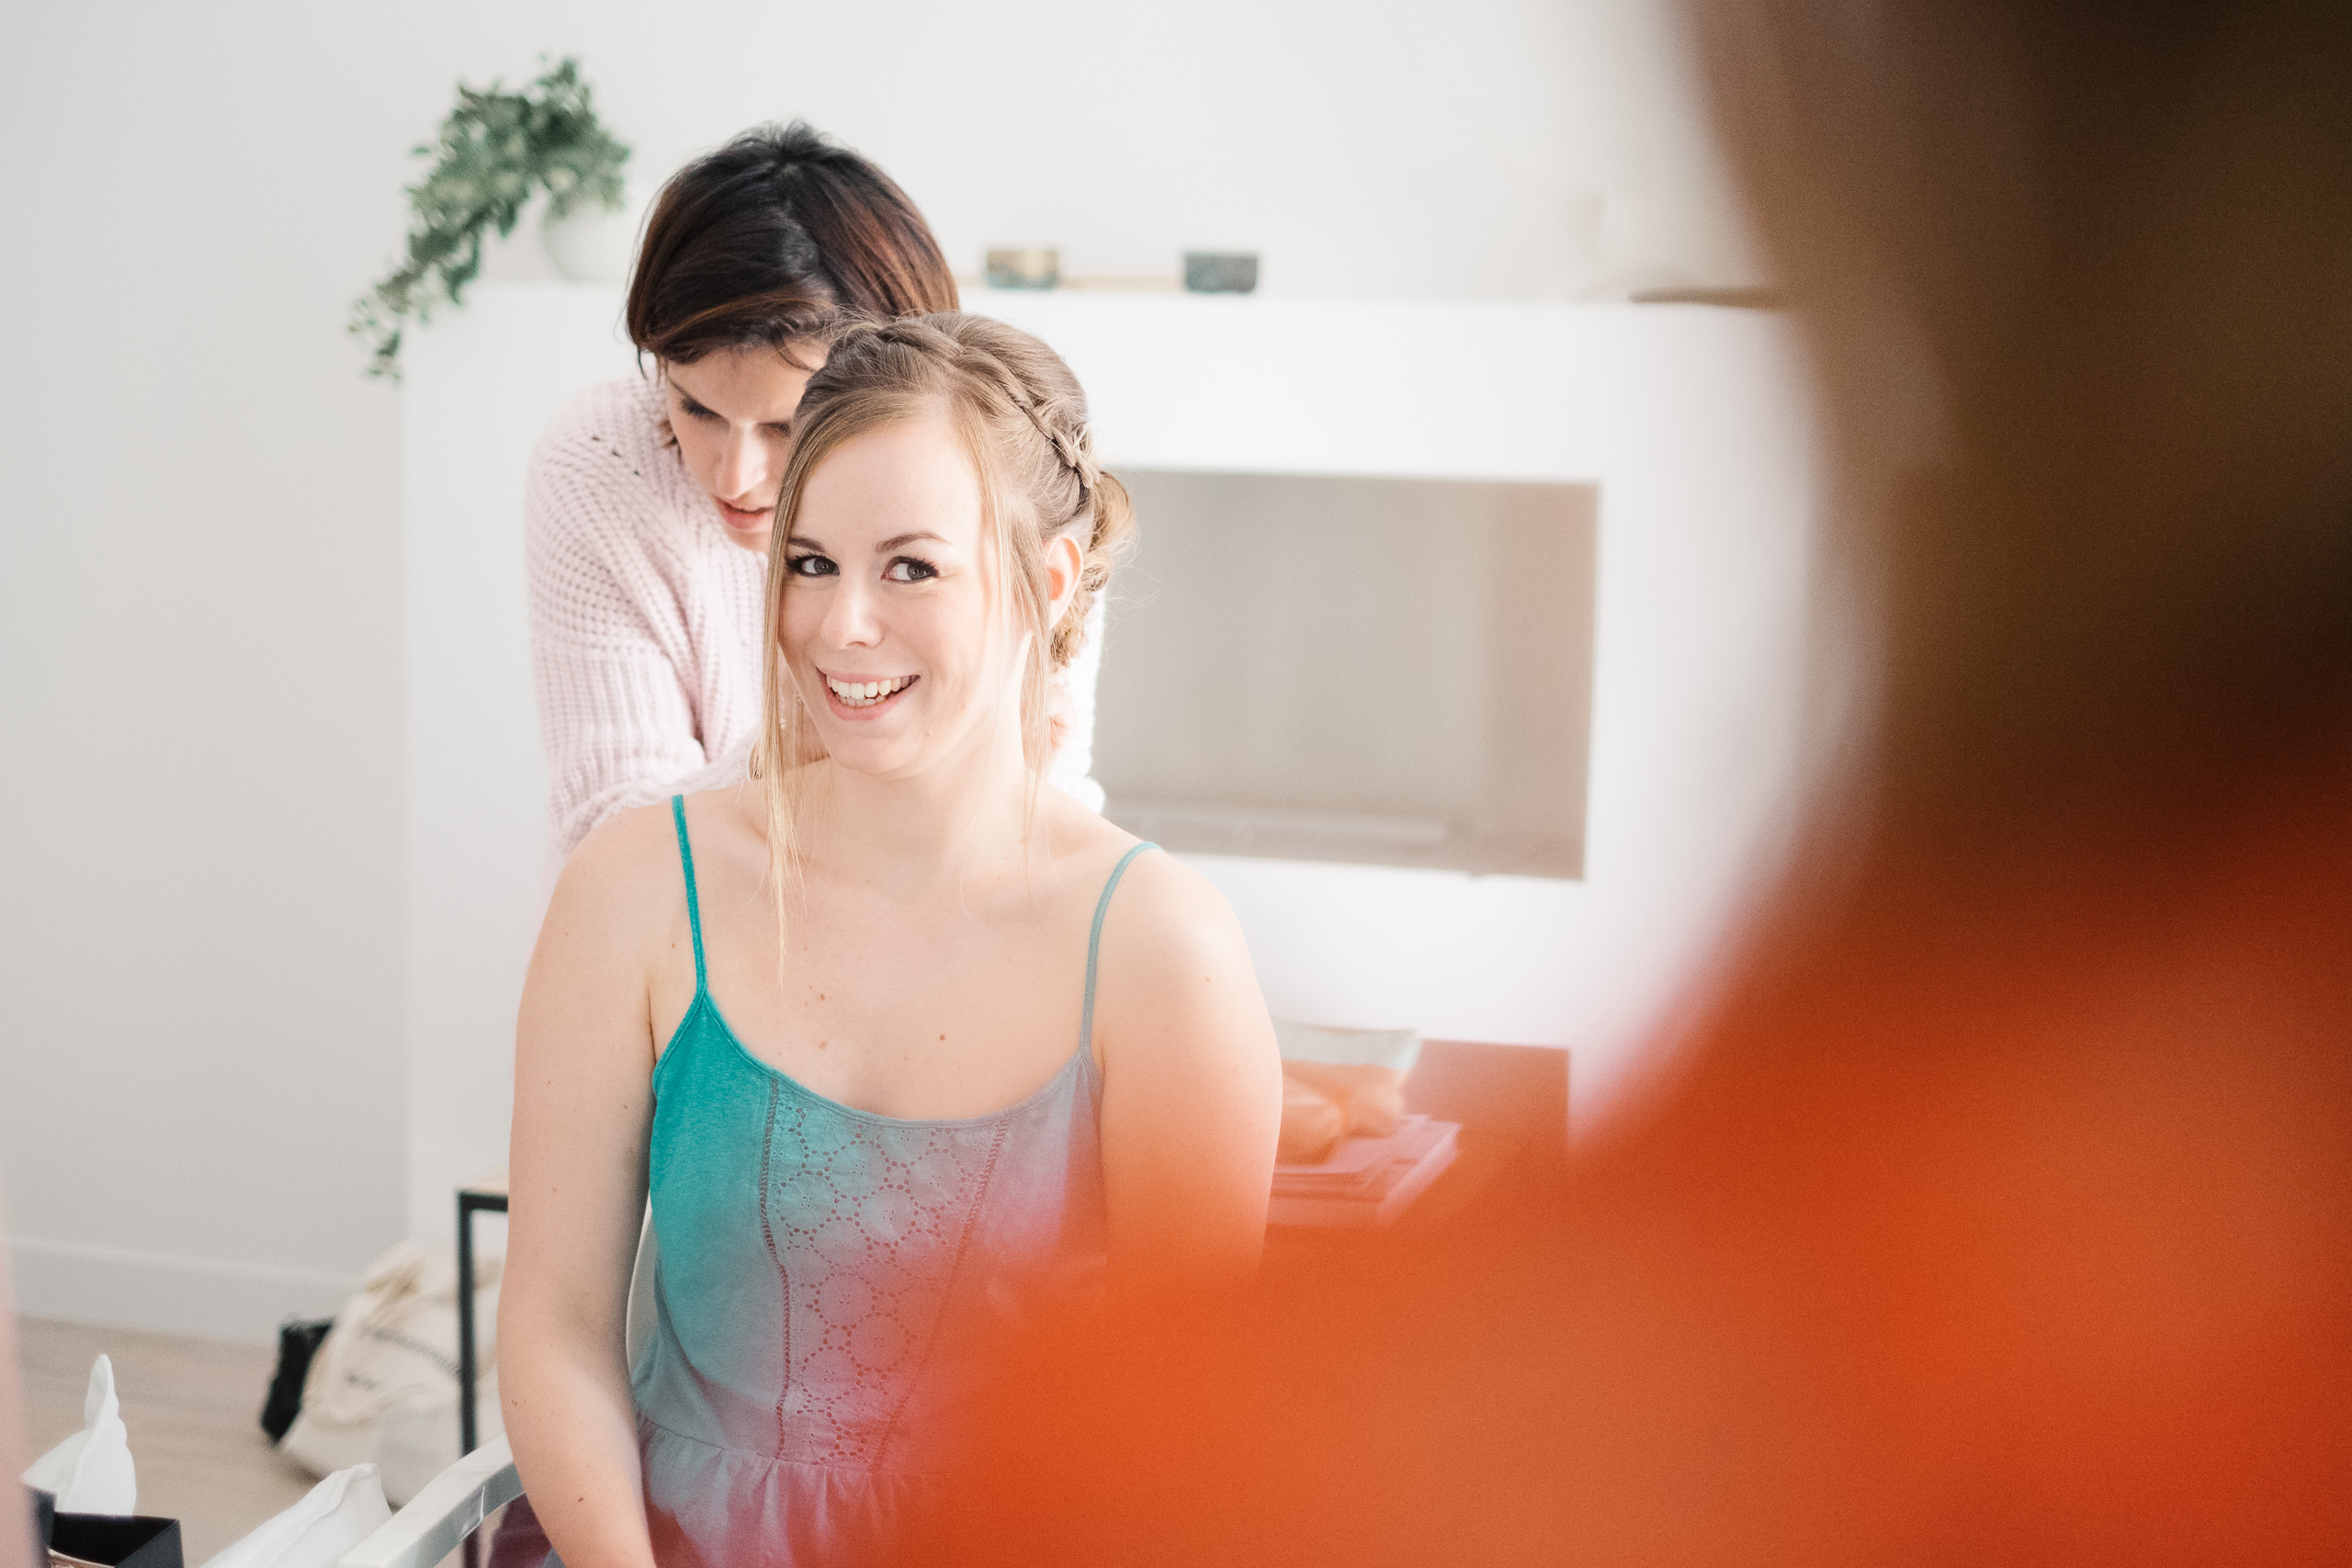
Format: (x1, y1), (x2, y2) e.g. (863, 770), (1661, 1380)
(913, 3), (2352, 1562)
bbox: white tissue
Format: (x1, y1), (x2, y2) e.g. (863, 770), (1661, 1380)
(21, 1352), (137, 1514)
(198, 1463), (391, 1568)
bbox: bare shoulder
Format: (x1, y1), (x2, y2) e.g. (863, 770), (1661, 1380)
(1086, 841), (1281, 1201)
(679, 778), (767, 846)
(545, 796), (685, 944)
(521, 797), (684, 1076)
(1028, 788), (1257, 1003)
(1090, 845), (1263, 1033)
(1098, 846), (1245, 956)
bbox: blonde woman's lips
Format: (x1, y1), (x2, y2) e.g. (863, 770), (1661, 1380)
(821, 672), (918, 714)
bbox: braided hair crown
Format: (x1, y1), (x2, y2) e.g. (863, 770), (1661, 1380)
(1013, 400), (1097, 499)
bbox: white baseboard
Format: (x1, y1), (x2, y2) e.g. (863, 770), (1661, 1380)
(9, 1237), (358, 1346)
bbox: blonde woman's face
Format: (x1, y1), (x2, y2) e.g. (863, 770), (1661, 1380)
(779, 415), (1029, 777)
(663, 344), (826, 553)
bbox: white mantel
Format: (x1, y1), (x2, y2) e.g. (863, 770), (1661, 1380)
(400, 283), (1816, 1241)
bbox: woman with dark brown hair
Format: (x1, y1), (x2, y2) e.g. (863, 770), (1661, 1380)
(526, 121), (1107, 860)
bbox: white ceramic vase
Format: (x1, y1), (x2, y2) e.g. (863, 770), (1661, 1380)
(541, 186), (643, 283)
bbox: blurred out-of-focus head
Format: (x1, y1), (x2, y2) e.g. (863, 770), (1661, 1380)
(908, 6), (2352, 1565)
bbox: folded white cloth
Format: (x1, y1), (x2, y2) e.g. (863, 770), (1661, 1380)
(1274, 1018), (1422, 1075)
(199, 1464), (391, 1568)
(21, 1352), (136, 1514)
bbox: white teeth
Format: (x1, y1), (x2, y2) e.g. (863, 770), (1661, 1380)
(828, 674), (911, 706)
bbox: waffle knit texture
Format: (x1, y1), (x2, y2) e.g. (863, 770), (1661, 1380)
(526, 376), (1105, 856)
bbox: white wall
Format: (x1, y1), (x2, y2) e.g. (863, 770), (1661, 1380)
(401, 291), (637, 1247)
(0, 0), (1754, 1339)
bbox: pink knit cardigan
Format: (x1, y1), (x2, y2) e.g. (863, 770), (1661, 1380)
(526, 375), (1103, 856)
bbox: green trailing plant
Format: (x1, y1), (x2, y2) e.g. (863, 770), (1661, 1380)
(350, 56), (629, 378)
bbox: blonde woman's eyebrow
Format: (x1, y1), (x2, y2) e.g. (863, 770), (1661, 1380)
(876, 531), (949, 552)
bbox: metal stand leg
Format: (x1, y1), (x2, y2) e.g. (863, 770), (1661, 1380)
(457, 1190), (481, 1568)
(455, 1179), (510, 1565)
(458, 1191), (479, 1455)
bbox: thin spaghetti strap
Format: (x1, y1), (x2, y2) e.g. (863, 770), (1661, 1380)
(1080, 841), (1157, 1053)
(670, 795), (707, 995)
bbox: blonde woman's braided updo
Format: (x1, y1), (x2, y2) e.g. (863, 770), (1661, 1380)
(754, 311), (1136, 903)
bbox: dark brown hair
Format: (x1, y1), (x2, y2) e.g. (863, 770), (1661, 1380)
(625, 121), (958, 367)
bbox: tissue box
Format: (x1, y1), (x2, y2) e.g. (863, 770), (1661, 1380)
(27, 1491), (185, 1568)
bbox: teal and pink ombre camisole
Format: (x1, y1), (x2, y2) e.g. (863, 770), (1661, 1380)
(605, 797), (1148, 1563)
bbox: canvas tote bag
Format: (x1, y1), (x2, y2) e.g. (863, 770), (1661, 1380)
(279, 1241), (500, 1506)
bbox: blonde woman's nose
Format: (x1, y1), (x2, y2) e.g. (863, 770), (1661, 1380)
(821, 575), (882, 647)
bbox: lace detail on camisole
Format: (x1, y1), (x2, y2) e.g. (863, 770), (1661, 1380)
(754, 1082), (1011, 1465)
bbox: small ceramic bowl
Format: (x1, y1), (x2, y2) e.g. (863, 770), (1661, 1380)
(1183, 251), (1260, 294)
(985, 247), (1060, 289)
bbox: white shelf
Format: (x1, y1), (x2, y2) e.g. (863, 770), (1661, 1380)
(1107, 798), (1576, 879)
(966, 286), (1683, 483)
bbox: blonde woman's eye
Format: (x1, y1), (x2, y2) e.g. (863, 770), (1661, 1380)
(788, 553), (837, 578)
(886, 557), (939, 583)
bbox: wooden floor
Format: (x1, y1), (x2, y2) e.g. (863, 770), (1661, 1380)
(17, 1315), (320, 1562)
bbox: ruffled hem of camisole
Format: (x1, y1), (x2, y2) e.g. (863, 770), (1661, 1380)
(631, 1415), (937, 1567)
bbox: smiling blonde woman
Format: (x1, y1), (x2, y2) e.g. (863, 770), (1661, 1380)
(499, 314), (1282, 1566)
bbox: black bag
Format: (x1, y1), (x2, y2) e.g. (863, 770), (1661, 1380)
(26, 1486), (185, 1568)
(260, 1315), (335, 1443)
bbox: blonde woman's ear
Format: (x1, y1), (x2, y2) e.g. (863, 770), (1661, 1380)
(1044, 531), (1085, 631)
